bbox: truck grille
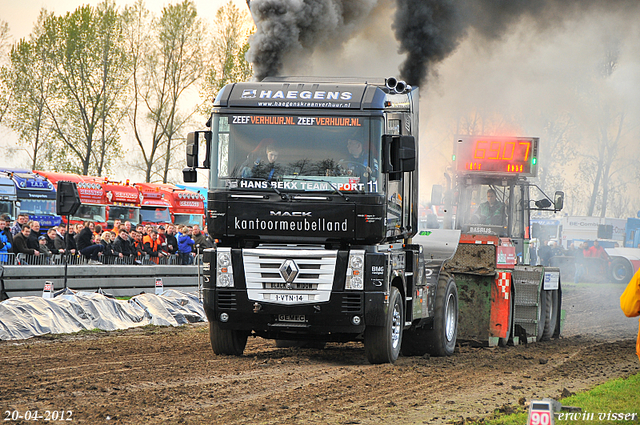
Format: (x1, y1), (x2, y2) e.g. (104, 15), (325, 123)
(243, 247), (337, 304)
(512, 267), (543, 338)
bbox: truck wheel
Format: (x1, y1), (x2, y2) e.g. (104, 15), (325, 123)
(209, 321), (247, 356)
(536, 289), (551, 342)
(610, 258), (633, 284)
(425, 274), (458, 356)
(365, 286), (403, 364)
(541, 290), (559, 340)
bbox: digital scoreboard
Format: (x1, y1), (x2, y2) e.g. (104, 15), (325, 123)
(454, 136), (539, 177)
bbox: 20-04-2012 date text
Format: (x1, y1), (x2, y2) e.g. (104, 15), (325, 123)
(4, 410), (73, 421)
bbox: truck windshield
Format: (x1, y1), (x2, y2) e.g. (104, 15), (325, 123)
(209, 114), (383, 193)
(457, 184), (511, 236)
(140, 207), (171, 224)
(108, 206), (140, 225)
(71, 205), (106, 223)
(174, 214), (203, 227)
(0, 200), (13, 219)
(19, 199), (56, 216)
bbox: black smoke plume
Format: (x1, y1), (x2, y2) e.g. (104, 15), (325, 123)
(246, 0), (379, 82)
(247, 0), (640, 86)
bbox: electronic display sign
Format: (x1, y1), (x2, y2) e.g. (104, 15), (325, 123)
(454, 136), (538, 177)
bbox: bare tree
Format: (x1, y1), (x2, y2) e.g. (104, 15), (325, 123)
(43, 2), (129, 175)
(201, 1), (253, 103)
(0, 20), (12, 125)
(125, 0), (205, 183)
(1, 11), (58, 170)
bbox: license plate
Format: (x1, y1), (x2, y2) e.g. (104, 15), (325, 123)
(274, 294), (307, 302)
(278, 314), (306, 323)
(268, 282), (315, 290)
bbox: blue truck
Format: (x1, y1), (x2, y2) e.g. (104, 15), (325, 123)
(0, 172), (18, 221)
(0, 169), (61, 230)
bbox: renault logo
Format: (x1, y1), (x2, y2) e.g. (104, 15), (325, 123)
(279, 259), (299, 284)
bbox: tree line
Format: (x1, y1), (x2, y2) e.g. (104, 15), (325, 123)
(0, 0), (253, 182)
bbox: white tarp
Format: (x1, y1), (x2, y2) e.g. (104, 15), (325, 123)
(0, 289), (207, 341)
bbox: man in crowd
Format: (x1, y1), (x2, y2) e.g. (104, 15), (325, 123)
(0, 215), (13, 249)
(588, 239), (608, 260)
(130, 231), (144, 258)
(26, 221), (41, 250)
(157, 225), (167, 246)
(13, 225), (41, 260)
(11, 213), (29, 236)
(45, 227), (63, 256)
(165, 225), (178, 257)
(38, 235), (52, 260)
(113, 230), (134, 263)
(192, 225), (212, 251)
(54, 225), (75, 256)
(143, 230), (166, 264)
(76, 221), (104, 264)
(0, 216), (13, 262)
(111, 219), (122, 234)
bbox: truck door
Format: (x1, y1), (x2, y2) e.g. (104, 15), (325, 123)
(385, 114), (412, 239)
(510, 182), (530, 264)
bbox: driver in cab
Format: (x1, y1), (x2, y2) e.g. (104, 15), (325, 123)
(340, 138), (377, 178)
(476, 188), (506, 226)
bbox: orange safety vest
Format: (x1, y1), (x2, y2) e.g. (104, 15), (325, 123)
(620, 268), (640, 362)
(142, 235), (161, 264)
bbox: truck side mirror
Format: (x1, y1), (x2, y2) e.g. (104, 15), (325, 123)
(381, 135), (393, 173)
(183, 168), (197, 183)
(186, 132), (199, 168)
(554, 191), (564, 211)
(396, 135), (416, 172)
(382, 134), (416, 176)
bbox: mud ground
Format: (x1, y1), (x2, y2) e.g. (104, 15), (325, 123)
(1, 282), (639, 425)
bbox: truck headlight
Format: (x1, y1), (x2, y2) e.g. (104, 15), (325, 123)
(345, 250), (365, 290)
(216, 248), (234, 288)
(218, 252), (231, 267)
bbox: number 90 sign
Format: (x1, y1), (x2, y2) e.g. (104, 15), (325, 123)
(528, 401), (554, 425)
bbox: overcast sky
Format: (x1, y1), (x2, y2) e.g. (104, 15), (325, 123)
(1, 0), (247, 41)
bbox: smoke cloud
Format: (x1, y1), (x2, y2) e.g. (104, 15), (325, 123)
(247, 0), (640, 87)
(246, 0), (379, 81)
(393, 0), (640, 86)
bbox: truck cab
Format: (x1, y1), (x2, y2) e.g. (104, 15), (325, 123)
(437, 136), (565, 345)
(185, 77), (461, 364)
(0, 172), (18, 221)
(0, 169), (61, 230)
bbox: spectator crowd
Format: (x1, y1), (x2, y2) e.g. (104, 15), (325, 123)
(0, 213), (214, 265)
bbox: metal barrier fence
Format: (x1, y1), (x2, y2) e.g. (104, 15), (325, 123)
(0, 252), (204, 266)
(0, 250), (208, 299)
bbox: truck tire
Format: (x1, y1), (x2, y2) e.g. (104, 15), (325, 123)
(424, 274), (458, 356)
(536, 289), (551, 342)
(541, 289), (559, 340)
(610, 258), (633, 284)
(209, 321), (247, 356)
(364, 286), (403, 364)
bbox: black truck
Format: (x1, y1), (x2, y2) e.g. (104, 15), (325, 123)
(184, 77), (461, 364)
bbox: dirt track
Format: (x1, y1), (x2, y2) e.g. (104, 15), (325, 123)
(1, 282), (639, 425)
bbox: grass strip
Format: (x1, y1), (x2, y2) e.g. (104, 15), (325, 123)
(478, 373), (640, 425)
